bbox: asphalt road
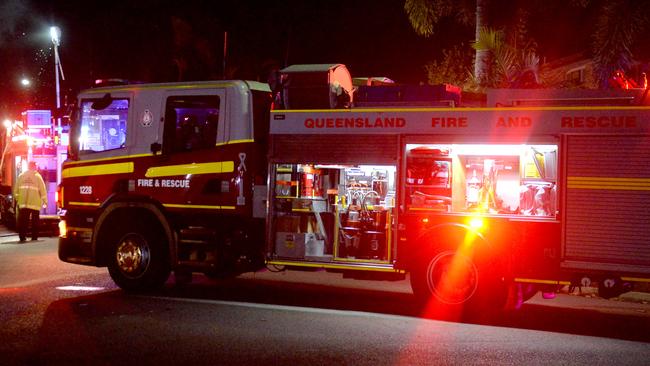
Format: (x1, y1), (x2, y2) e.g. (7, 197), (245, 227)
(1, 235), (650, 365)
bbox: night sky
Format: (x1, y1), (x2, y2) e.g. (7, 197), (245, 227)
(0, 0), (621, 117)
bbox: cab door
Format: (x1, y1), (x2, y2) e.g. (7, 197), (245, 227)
(146, 88), (229, 210)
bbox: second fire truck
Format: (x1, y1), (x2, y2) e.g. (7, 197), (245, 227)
(58, 64), (650, 311)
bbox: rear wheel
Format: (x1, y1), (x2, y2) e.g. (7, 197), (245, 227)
(411, 249), (509, 319)
(107, 223), (170, 291)
(414, 250), (478, 305)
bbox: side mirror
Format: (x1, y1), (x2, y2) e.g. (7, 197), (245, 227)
(150, 142), (162, 155)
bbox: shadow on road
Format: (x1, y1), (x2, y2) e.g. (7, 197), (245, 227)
(27, 272), (650, 365)
(149, 275), (650, 343)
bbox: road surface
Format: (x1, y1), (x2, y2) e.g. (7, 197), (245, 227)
(1, 235), (649, 365)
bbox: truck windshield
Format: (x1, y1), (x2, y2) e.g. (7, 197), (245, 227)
(70, 98), (129, 157)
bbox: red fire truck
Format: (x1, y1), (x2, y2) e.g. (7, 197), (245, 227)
(1, 110), (65, 232)
(58, 64), (650, 312)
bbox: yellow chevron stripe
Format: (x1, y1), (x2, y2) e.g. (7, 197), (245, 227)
(62, 162), (134, 178)
(145, 161), (234, 177)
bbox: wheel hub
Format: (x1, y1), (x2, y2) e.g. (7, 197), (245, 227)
(115, 234), (150, 278)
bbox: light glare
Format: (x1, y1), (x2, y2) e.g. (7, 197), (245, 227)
(56, 285), (105, 292)
(50, 26), (61, 46)
(469, 217), (484, 230)
(58, 220), (66, 238)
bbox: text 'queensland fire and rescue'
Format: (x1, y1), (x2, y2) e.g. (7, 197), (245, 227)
(302, 115), (639, 129)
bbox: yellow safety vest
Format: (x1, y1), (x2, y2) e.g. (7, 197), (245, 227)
(14, 170), (47, 211)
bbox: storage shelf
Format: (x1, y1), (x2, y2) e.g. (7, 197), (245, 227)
(275, 196), (326, 200)
(406, 184), (450, 189)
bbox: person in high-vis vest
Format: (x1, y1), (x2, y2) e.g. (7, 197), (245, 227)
(14, 161), (47, 242)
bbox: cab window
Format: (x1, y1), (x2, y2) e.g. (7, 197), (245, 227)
(163, 95), (220, 153)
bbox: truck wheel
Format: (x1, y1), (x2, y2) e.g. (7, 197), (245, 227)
(411, 250), (479, 305)
(107, 224), (170, 292)
(411, 249), (509, 318)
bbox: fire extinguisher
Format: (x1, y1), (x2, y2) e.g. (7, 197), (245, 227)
(300, 166), (314, 197)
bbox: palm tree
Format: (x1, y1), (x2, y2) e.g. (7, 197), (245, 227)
(471, 27), (540, 88)
(473, 0), (489, 83)
(407, 0), (650, 90)
(404, 0), (489, 82)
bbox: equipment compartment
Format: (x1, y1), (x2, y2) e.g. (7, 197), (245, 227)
(270, 163), (396, 264)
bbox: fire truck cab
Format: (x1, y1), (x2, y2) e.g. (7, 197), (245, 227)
(59, 80), (272, 290)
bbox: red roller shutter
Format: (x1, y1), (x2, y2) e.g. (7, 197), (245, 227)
(564, 134), (650, 271)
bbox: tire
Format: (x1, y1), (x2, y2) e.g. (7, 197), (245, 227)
(411, 250), (479, 305)
(107, 222), (171, 292)
(411, 249), (509, 319)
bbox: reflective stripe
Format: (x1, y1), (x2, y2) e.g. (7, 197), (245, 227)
(514, 278), (571, 285)
(162, 203), (236, 210)
(215, 139), (254, 146)
(621, 276), (650, 283)
(18, 185), (41, 190)
(62, 162), (134, 178)
(145, 161), (234, 178)
(567, 176), (650, 191)
(69, 202), (101, 207)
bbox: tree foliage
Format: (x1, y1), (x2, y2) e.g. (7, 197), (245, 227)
(408, 0), (650, 90)
(591, 0), (650, 88)
(471, 27), (540, 89)
(424, 43), (474, 86)
(404, 0), (474, 37)
(424, 26), (540, 91)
